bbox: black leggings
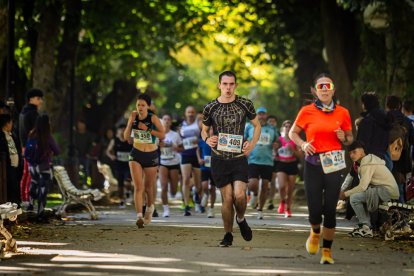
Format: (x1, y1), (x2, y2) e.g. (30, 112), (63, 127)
(29, 166), (52, 217)
(304, 161), (342, 228)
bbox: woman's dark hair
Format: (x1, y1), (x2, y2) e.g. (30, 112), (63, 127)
(0, 113), (12, 128)
(29, 114), (51, 160)
(219, 70), (237, 83)
(138, 93), (151, 107)
(313, 72), (335, 85)
(385, 95), (402, 110)
(361, 92), (379, 112)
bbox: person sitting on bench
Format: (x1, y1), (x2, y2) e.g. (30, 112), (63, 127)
(339, 141), (399, 237)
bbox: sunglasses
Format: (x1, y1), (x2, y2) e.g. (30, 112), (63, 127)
(315, 82), (334, 90)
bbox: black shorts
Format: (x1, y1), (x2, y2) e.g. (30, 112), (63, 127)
(201, 169), (215, 185)
(160, 164), (181, 171)
(248, 164), (273, 181)
(181, 155), (200, 168)
(129, 148), (159, 168)
(211, 157), (248, 188)
(273, 160), (279, 173)
(276, 161), (299, 176)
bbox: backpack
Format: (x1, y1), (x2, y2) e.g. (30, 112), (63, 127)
(24, 138), (38, 165)
(388, 121), (407, 161)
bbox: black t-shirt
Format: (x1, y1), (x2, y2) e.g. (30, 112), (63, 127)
(202, 95), (256, 160)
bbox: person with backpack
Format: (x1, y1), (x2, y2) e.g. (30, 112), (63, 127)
(19, 89), (44, 208)
(385, 95), (414, 203)
(24, 114), (60, 222)
(357, 92), (392, 170)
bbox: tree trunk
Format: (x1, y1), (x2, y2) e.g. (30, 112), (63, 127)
(86, 79), (139, 135)
(52, 0), (82, 135)
(32, 3), (61, 110)
(0, 5), (7, 100)
(320, 0), (361, 122)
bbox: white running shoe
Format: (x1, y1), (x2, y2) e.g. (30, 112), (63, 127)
(207, 207), (214, 218)
(257, 210), (263, 220)
(201, 194), (208, 208)
(163, 205), (170, 218)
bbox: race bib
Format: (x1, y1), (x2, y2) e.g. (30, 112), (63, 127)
(160, 147), (175, 160)
(278, 146), (293, 158)
(204, 155), (211, 168)
(183, 136), (198, 150)
(319, 150), (346, 174)
(133, 129), (152, 144)
(257, 133), (271, 145)
(116, 151), (130, 162)
(217, 133), (243, 153)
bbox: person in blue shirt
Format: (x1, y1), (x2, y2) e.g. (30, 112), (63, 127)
(245, 107), (279, 219)
(197, 133), (216, 218)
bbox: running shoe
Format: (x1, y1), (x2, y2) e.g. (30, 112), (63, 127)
(219, 232), (233, 247)
(305, 228), (320, 255)
(267, 203), (275, 210)
(152, 208), (159, 218)
(348, 224), (373, 238)
(201, 193), (208, 207)
(143, 204), (154, 225)
(163, 205), (170, 218)
(257, 210), (263, 220)
(278, 201), (285, 214)
(184, 205), (191, 216)
(236, 217), (252, 241)
(207, 207), (214, 218)
(320, 248), (334, 264)
(285, 209), (292, 218)
(136, 217), (144, 228)
(119, 201), (126, 209)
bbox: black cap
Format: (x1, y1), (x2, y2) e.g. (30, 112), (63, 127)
(26, 88), (44, 101)
(347, 140), (366, 152)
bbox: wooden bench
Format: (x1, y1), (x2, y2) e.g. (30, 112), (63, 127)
(54, 166), (103, 220)
(96, 161), (118, 198)
(0, 202), (22, 260)
(379, 201), (414, 240)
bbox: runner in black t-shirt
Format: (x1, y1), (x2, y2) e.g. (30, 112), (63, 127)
(201, 70), (261, 247)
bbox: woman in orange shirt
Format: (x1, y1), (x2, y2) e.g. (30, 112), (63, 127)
(289, 73), (353, 265)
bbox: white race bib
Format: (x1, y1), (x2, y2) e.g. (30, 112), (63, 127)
(217, 133), (243, 153)
(278, 146), (293, 158)
(319, 150), (346, 174)
(183, 136), (198, 150)
(133, 129), (152, 144)
(116, 151), (130, 162)
(160, 147), (175, 160)
(204, 155), (211, 168)
(257, 133), (271, 145)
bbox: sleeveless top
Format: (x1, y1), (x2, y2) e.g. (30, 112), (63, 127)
(114, 137), (132, 163)
(131, 112), (157, 144)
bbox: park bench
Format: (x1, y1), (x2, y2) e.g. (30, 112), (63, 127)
(96, 161), (118, 198)
(54, 165), (103, 220)
(379, 201), (414, 240)
(0, 202), (22, 260)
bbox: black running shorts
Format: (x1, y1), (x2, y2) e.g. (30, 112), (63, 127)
(129, 148), (159, 168)
(211, 157), (248, 188)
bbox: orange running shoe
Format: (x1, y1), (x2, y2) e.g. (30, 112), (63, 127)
(305, 228), (320, 255)
(320, 248), (334, 264)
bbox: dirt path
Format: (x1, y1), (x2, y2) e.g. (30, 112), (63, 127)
(1, 204), (414, 275)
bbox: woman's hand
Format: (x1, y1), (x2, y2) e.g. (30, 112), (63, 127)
(301, 139), (315, 155)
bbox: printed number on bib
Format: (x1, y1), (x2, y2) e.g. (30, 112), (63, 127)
(319, 150), (346, 174)
(217, 133), (243, 153)
(133, 129), (152, 144)
(160, 147), (175, 160)
(204, 155), (211, 168)
(257, 133), (271, 145)
(183, 136), (198, 150)
(116, 151), (130, 162)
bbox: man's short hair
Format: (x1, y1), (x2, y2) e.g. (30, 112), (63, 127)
(347, 140), (366, 152)
(0, 113), (12, 128)
(219, 70), (237, 83)
(403, 99), (413, 113)
(26, 88), (44, 102)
